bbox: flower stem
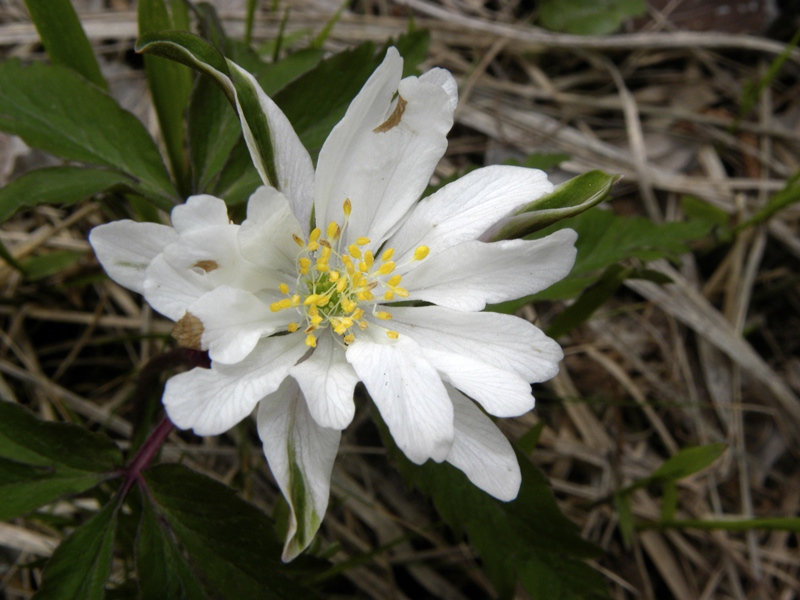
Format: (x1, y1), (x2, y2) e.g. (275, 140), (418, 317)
(120, 415), (174, 498)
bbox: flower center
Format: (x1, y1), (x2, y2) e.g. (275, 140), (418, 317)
(269, 199), (429, 348)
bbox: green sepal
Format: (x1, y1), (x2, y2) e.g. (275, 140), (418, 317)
(492, 170), (620, 241)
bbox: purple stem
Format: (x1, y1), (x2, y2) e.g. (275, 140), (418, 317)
(119, 415), (174, 498)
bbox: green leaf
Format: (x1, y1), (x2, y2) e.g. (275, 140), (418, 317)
(22, 250), (85, 281)
(538, 0), (646, 35)
(0, 61), (177, 206)
(34, 499), (120, 600)
(546, 264), (631, 338)
(211, 136), (262, 205)
(493, 170), (620, 241)
(0, 402), (122, 520)
(143, 463), (325, 599)
(613, 492), (634, 549)
(0, 166), (139, 224)
(375, 410), (605, 599)
(136, 493), (206, 600)
(138, 0), (193, 195)
(23, 0), (106, 89)
(734, 168), (800, 234)
(649, 443), (727, 483)
(520, 553), (609, 600)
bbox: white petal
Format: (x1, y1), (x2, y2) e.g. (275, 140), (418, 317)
(290, 332), (358, 430)
(189, 285), (288, 365)
(345, 326), (453, 464)
(238, 186), (304, 276)
(445, 386), (521, 501)
(143, 253), (210, 321)
(401, 229), (578, 311)
(315, 50), (456, 246)
(89, 220), (176, 294)
(163, 332), (307, 436)
(389, 305), (563, 386)
(420, 68), (458, 113)
(387, 165), (553, 263)
(227, 61), (315, 231)
(170, 195), (230, 234)
(257, 378), (340, 562)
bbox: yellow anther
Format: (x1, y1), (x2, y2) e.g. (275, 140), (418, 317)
(387, 275), (402, 287)
(341, 298), (357, 312)
(279, 283), (289, 295)
(292, 234), (305, 247)
(348, 244), (362, 259)
(381, 248), (394, 262)
(336, 278), (347, 293)
(343, 198), (352, 216)
(376, 261), (395, 276)
(291, 295), (300, 306)
(315, 264), (330, 273)
(304, 294), (322, 306)
(326, 221), (340, 240)
(299, 257), (311, 274)
(269, 298), (293, 312)
(358, 261), (368, 273)
(308, 305), (319, 318)
(364, 250), (374, 268)
(355, 237), (370, 246)
(413, 246), (430, 261)
(287, 322), (299, 333)
(309, 228), (321, 243)
(384, 291), (394, 300)
(356, 290), (374, 301)
(329, 271), (340, 282)
(366, 281), (378, 290)
(340, 317), (354, 328)
(305, 334), (317, 348)
(375, 311), (392, 321)
(351, 308), (364, 320)
(311, 314), (323, 326)
(344, 334), (355, 344)
(307, 240), (319, 251)
(394, 287), (409, 298)
(358, 320), (369, 330)
(342, 255), (355, 274)
(386, 330), (399, 340)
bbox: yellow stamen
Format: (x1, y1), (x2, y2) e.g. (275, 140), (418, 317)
(299, 257), (311, 274)
(351, 308), (364, 320)
(364, 250), (374, 268)
(387, 275), (402, 287)
(413, 246), (430, 261)
(344, 334), (355, 344)
(358, 261), (368, 273)
(329, 271), (340, 282)
(381, 248), (394, 262)
(375, 311), (392, 321)
(287, 323), (299, 332)
(270, 298), (293, 312)
(343, 199), (352, 216)
(279, 283), (289, 295)
(384, 291), (394, 300)
(336, 278), (347, 293)
(326, 221), (340, 240)
(394, 287), (409, 298)
(376, 261), (395, 276)
(309, 228), (321, 243)
(305, 334), (317, 348)
(292, 234), (305, 247)
(386, 330), (399, 339)
(348, 244), (361, 259)
(356, 237), (370, 246)
(358, 320), (369, 330)
(341, 298), (357, 312)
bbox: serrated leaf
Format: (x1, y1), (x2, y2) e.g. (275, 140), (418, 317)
(136, 493), (205, 600)
(0, 61), (177, 207)
(493, 170), (619, 241)
(0, 166), (139, 224)
(23, 0), (106, 89)
(539, 0), (646, 35)
(33, 499), (119, 600)
(0, 402), (122, 520)
(143, 463), (326, 599)
(138, 0), (193, 194)
(374, 409), (604, 598)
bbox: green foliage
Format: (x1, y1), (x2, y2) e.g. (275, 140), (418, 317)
(493, 170), (619, 241)
(0, 61), (177, 208)
(733, 168), (800, 235)
(538, 0), (646, 35)
(33, 499), (120, 600)
(375, 410), (608, 599)
(22, 250), (85, 281)
(0, 402), (122, 520)
(0, 166), (140, 224)
(142, 463), (325, 599)
(138, 0), (193, 195)
(23, 0), (106, 89)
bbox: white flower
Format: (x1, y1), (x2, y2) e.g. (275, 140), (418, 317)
(89, 47), (577, 560)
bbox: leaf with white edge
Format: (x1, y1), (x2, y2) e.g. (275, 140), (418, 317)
(0, 402), (122, 520)
(143, 463), (326, 597)
(0, 61), (177, 206)
(492, 170), (620, 241)
(136, 493), (206, 600)
(33, 499), (120, 600)
(0, 166), (141, 224)
(24, 0), (106, 89)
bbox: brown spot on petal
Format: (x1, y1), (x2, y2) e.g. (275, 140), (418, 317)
(172, 312), (204, 350)
(373, 96), (407, 133)
(193, 260), (219, 272)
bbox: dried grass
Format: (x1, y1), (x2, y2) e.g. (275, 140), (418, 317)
(1, 0), (799, 598)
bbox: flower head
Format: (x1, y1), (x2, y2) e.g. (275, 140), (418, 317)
(90, 47), (577, 560)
